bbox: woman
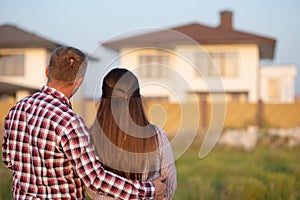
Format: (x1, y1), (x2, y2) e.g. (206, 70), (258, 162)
(86, 68), (177, 199)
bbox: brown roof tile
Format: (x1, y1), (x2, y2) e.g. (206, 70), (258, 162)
(0, 24), (62, 50)
(0, 24), (99, 61)
(103, 11), (276, 59)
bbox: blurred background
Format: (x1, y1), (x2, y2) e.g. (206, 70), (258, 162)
(1, 0), (300, 199)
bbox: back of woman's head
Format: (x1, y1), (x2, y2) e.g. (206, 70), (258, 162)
(102, 68), (140, 100)
(91, 68), (159, 181)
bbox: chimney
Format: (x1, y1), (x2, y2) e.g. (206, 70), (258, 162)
(219, 10), (233, 29)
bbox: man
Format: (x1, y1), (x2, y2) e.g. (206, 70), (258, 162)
(2, 47), (166, 199)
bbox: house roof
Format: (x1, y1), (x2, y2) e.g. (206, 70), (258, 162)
(0, 24), (99, 61)
(103, 11), (276, 59)
(0, 24), (62, 51)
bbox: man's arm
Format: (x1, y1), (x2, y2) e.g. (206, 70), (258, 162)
(2, 130), (12, 169)
(2, 113), (13, 169)
(62, 119), (165, 199)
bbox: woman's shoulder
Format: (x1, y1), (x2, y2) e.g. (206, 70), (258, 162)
(151, 124), (170, 146)
(151, 124), (164, 134)
(151, 124), (166, 139)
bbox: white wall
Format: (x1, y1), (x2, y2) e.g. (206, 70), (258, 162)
(260, 65), (297, 103)
(0, 48), (49, 89)
(118, 44), (260, 103)
(197, 44), (259, 102)
(120, 48), (182, 102)
(24, 48), (49, 88)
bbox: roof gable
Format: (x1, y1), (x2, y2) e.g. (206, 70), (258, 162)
(0, 24), (62, 50)
(0, 24), (99, 60)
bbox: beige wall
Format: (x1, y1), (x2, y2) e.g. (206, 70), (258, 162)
(119, 44), (260, 103)
(0, 48), (49, 90)
(260, 65), (297, 103)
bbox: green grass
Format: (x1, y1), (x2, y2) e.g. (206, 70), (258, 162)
(1, 145), (300, 200)
(174, 145), (300, 200)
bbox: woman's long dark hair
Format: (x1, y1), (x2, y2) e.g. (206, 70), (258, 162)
(90, 68), (159, 181)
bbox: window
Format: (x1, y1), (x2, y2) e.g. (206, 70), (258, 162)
(139, 55), (169, 78)
(268, 78), (281, 100)
(0, 54), (25, 76)
(229, 92), (248, 103)
(195, 51), (238, 77)
(194, 53), (210, 76)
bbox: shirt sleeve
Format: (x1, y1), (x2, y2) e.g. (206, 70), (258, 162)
(61, 117), (155, 200)
(156, 127), (177, 200)
(2, 117), (12, 169)
(2, 126), (12, 169)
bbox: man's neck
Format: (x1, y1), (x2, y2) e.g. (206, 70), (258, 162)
(47, 82), (74, 99)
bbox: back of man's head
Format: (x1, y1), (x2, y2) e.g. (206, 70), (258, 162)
(48, 47), (87, 85)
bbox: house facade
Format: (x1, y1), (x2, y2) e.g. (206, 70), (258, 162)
(0, 24), (98, 105)
(0, 24), (61, 100)
(103, 11), (296, 103)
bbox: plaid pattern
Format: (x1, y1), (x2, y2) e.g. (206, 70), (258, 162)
(2, 85), (155, 200)
(88, 126), (177, 200)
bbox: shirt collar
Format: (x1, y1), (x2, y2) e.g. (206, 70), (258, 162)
(41, 85), (72, 108)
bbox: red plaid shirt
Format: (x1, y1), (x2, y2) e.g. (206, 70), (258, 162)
(2, 85), (155, 200)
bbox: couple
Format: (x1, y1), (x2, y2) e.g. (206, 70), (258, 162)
(2, 46), (177, 199)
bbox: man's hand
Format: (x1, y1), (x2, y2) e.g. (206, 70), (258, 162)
(152, 177), (167, 200)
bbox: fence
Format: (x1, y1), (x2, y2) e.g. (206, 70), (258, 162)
(145, 101), (300, 135)
(0, 100), (15, 144)
(1, 100), (300, 137)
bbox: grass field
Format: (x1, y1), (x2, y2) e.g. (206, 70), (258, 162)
(174, 145), (300, 200)
(1, 145), (300, 200)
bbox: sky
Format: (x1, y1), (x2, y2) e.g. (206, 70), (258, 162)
(1, 0), (300, 95)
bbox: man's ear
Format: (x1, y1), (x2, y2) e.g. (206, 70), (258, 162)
(45, 66), (49, 77)
(70, 77), (84, 97)
(74, 77), (84, 89)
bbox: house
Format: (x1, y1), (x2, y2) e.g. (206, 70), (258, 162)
(102, 10), (297, 103)
(0, 24), (98, 104)
(0, 24), (62, 100)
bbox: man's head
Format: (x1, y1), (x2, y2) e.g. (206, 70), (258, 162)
(47, 46), (87, 86)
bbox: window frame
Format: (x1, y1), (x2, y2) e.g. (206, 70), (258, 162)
(0, 53), (25, 76)
(194, 51), (238, 77)
(138, 54), (169, 78)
